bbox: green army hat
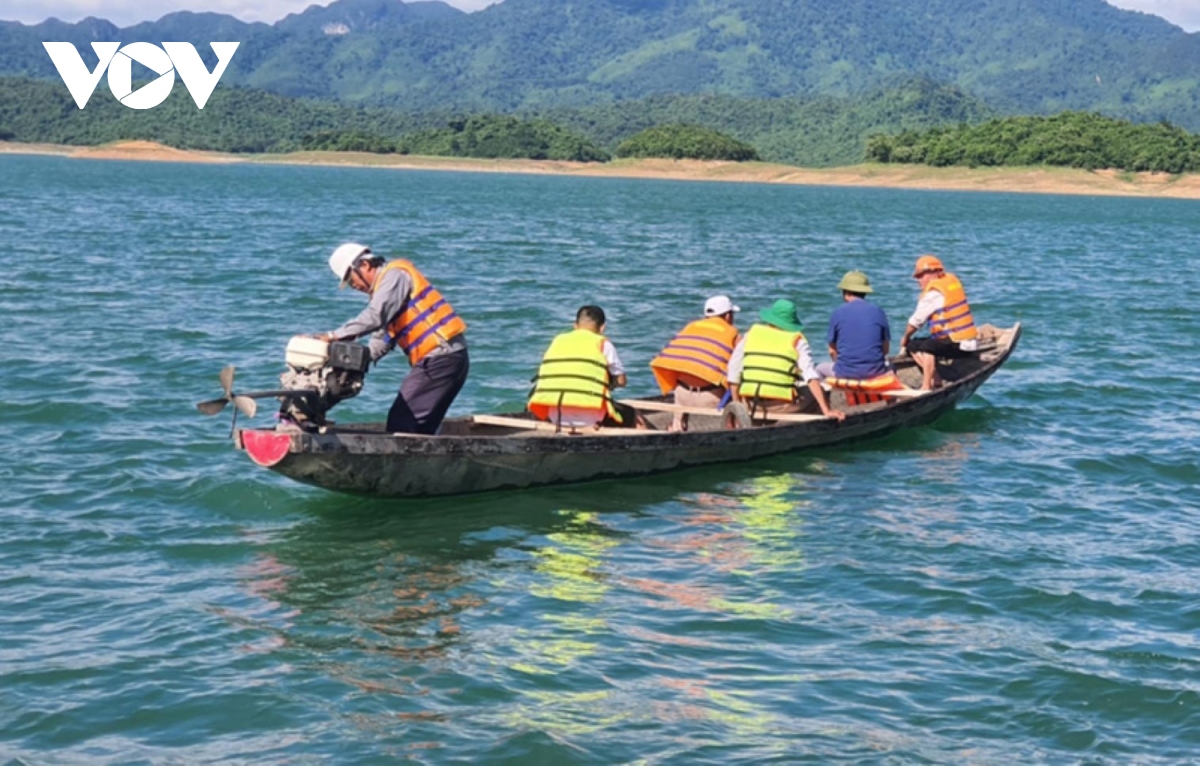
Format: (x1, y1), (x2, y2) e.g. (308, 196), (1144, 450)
(837, 270), (874, 294)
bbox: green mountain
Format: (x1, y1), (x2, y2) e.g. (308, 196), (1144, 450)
(0, 74), (991, 166)
(3, 0), (1199, 126)
(535, 78), (993, 165)
(867, 111), (1200, 173)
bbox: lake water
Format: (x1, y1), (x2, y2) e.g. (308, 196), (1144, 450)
(2, 154), (1198, 763)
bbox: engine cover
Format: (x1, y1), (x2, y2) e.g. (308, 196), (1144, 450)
(329, 341), (369, 373)
(277, 336), (368, 429)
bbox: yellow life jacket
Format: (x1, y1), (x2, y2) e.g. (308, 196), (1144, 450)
(923, 272), (978, 342)
(528, 329), (621, 423)
(740, 324), (802, 402)
(377, 260), (467, 365)
(649, 317), (738, 394)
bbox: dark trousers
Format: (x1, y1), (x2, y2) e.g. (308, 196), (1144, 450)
(602, 401), (640, 429)
(906, 336), (975, 359)
(386, 349), (470, 434)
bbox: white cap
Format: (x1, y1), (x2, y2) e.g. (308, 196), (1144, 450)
(329, 243), (370, 288)
(704, 295), (740, 316)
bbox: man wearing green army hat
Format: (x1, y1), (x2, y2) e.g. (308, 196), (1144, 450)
(727, 299), (844, 421)
(816, 270), (893, 382)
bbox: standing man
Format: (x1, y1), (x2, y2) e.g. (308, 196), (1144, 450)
(649, 295), (741, 432)
(899, 254), (979, 390)
(727, 299), (844, 421)
(321, 243), (469, 434)
(817, 270), (892, 381)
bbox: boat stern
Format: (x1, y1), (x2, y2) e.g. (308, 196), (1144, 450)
(237, 428), (294, 467)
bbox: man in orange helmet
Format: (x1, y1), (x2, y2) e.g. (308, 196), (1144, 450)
(899, 254), (979, 390)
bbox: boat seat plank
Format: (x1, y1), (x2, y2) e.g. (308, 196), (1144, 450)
(618, 399), (828, 423)
(877, 388), (925, 398)
(820, 384), (924, 399)
(617, 400), (725, 416)
(471, 414), (655, 436)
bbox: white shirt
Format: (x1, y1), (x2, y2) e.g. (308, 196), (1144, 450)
(601, 339), (625, 376)
(907, 289), (944, 331)
(727, 332), (820, 385)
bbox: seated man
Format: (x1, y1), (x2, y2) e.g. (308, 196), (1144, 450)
(727, 299), (844, 422)
(528, 305), (631, 430)
(649, 294), (741, 432)
(818, 270), (904, 405)
(899, 254), (979, 390)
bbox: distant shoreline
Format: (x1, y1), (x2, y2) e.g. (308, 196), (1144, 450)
(5, 139), (1200, 199)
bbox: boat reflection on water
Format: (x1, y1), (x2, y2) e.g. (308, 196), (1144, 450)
(223, 483), (674, 696)
(510, 510), (621, 676)
(866, 432), (982, 549)
(220, 465), (826, 749)
(493, 472), (818, 742)
(622, 472), (809, 621)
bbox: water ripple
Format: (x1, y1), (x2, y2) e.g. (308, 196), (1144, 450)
(1, 156), (1198, 762)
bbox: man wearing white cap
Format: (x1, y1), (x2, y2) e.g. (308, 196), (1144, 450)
(319, 243), (469, 434)
(649, 295), (742, 431)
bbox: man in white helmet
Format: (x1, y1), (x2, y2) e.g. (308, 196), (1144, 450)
(319, 243), (469, 434)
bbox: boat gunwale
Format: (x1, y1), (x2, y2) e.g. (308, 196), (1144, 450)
(237, 323), (1021, 455)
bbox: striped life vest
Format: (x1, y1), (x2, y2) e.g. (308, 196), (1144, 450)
(377, 260), (467, 365)
(825, 371), (905, 407)
(923, 273), (978, 342)
(528, 329), (621, 424)
(740, 324), (802, 402)
(649, 317), (738, 394)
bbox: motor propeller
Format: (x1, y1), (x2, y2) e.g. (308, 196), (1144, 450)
(196, 366), (260, 418)
(196, 366), (319, 434)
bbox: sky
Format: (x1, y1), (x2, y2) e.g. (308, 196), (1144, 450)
(1, 0), (501, 26)
(2, 0), (1198, 31)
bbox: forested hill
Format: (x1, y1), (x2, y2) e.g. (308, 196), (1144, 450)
(0, 75), (991, 166)
(4, 0), (1200, 128)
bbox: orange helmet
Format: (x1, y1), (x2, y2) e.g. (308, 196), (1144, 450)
(913, 254), (944, 277)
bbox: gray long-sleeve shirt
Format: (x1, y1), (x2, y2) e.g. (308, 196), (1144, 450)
(332, 266), (467, 363)
(332, 267), (412, 362)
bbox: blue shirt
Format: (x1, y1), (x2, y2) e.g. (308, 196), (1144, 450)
(826, 298), (891, 379)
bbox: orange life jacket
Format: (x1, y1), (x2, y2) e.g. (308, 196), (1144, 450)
(649, 317), (738, 394)
(376, 260), (467, 365)
(923, 272), (977, 342)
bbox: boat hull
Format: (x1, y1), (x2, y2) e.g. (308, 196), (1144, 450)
(235, 324), (1019, 497)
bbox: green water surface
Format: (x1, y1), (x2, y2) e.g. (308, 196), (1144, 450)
(1, 155), (1197, 763)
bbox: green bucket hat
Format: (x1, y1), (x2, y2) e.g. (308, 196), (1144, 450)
(758, 299), (805, 332)
(837, 270), (874, 294)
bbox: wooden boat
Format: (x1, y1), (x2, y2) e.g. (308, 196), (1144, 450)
(234, 323), (1021, 498)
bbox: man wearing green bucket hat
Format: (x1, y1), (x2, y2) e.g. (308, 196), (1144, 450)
(727, 299), (844, 421)
(815, 270), (892, 382)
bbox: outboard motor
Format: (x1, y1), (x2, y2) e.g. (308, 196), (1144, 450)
(278, 336), (370, 428)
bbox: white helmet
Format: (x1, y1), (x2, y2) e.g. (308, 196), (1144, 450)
(329, 243), (370, 288)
